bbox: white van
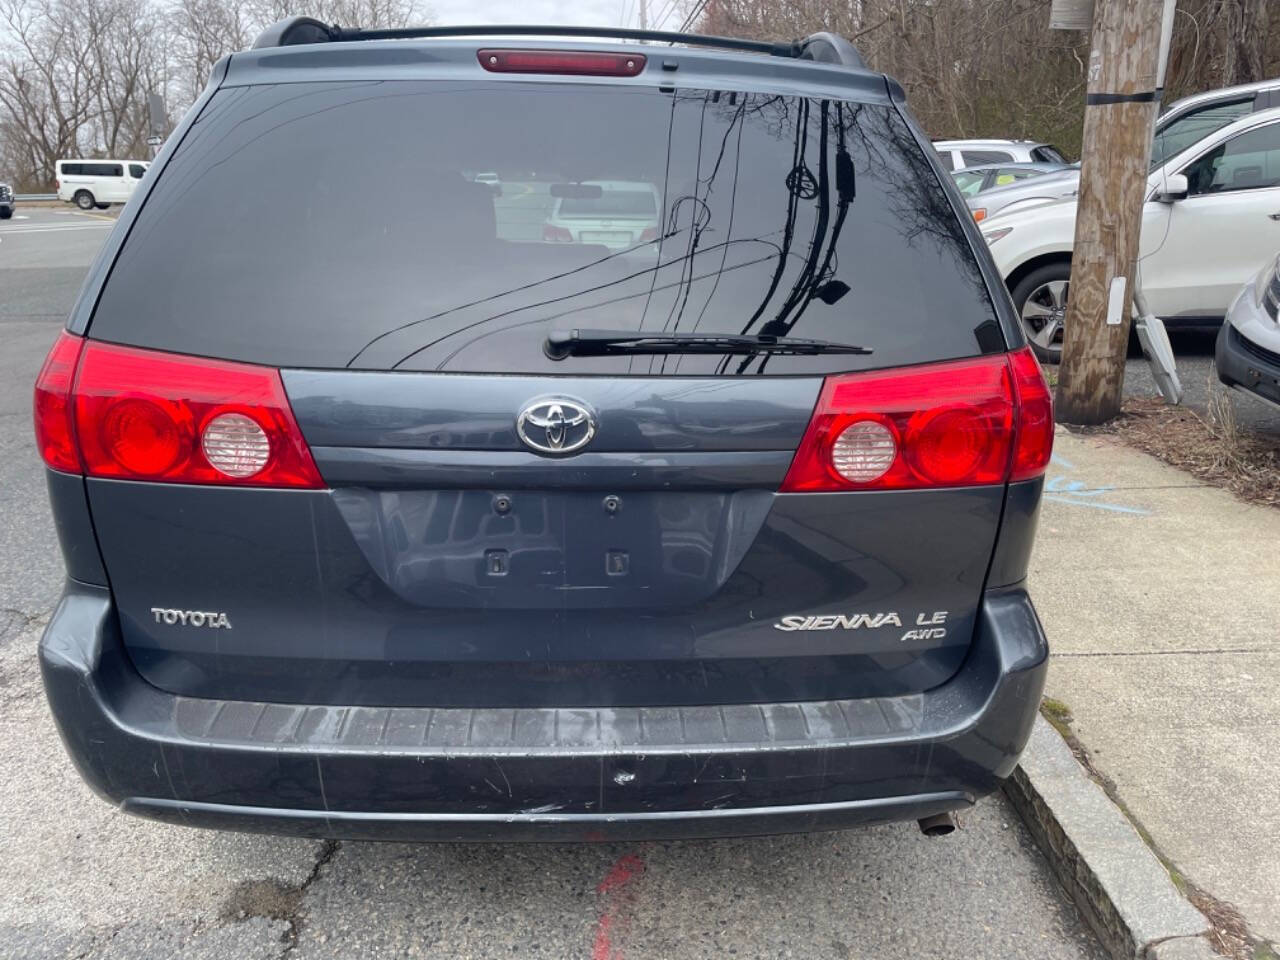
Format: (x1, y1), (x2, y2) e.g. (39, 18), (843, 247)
(56, 159), (150, 210)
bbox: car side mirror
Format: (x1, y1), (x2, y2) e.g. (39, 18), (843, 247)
(1155, 173), (1188, 202)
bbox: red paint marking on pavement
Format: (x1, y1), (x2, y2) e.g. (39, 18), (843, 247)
(597, 853), (645, 894)
(592, 853), (646, 960)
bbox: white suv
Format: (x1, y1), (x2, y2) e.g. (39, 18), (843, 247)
(932, 139), (1067, 171)
(983, 106), (1280, 362)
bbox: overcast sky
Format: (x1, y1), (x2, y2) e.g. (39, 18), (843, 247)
(425, 0), (673, 30)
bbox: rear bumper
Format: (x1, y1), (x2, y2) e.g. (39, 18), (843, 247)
(40, 582), (1047, 841)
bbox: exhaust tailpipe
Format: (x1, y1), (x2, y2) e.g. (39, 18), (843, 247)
(918, 812), (957, 837)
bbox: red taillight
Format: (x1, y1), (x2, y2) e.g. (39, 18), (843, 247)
(478, 49), (646, 77)
(33, 337), (323, 488)
(1007, 346), (1054, 480)
(781, 348), (1053, 492)
(543, 224), (574, 242)
(33, 331), (85, 473)
(639, 227), (659, 243)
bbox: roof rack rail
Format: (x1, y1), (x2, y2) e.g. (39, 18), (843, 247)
(796, 32), (865, 69)
(251, 17), (868, 69)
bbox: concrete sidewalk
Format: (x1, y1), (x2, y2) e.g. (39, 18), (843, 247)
(1029, 428), (1280, 950)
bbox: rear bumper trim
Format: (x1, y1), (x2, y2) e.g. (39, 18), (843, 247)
(124, 791), (972, 842)
(41, 581), (1047, 840)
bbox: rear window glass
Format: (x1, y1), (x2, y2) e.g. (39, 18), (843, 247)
(92, 81), (999, 376)
(962, 150), (1013, 165)
(557, 187), (657, 218)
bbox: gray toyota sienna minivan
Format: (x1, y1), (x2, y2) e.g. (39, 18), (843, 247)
(34, 20), (1054, 841)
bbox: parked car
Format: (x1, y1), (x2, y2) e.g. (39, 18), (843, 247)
(984, 105), (1280, 362)
(932, 138), (1068, 171)
(1216, 252), (1280, 410)
(969, 77), (1280, 226)
(542, 179), (662, 250)
(0, 181), (13, 219)
(967, 167), (1082, 223)
(950, 162), (1073, 200)
(33, 19), (1054, 842)
(1150, 76), (1280, 170)
(55, 159), (150, 210)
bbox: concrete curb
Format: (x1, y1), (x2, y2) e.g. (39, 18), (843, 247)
(1003, 717), (1211, 960)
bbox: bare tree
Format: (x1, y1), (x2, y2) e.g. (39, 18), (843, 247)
(171, 0), (255, 108)
(88, 0), (169, 157)
(0, 0), (432, 188)
(691, 0), (1278, 160)
(1167, 0), (1273, 96)
(0, 0), (107, 186)
(695, 0), (1091, 155)
(246, 0), (429, 31)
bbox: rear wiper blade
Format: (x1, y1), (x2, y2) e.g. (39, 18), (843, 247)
(544, 329), (871, 360)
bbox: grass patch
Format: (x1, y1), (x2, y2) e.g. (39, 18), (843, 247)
(1040, 696), (1073, 731)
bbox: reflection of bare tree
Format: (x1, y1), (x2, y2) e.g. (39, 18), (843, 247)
(356, 84), (995, 373)
(843, 103), (990, 303)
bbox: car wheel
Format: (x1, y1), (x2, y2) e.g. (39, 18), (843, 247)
(74, 190), (96, 211)
(0, 208), (11, 220)
(94, 203), (110, 210)
(1010, 263), (1069, 364)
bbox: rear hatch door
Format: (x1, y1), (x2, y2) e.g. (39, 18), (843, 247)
(82, 63), (1010, 708)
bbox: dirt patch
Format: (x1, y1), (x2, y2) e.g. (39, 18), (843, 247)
(221, 878), (304, 925)
(219, 840), (339, 953)
(1079, 396), (1280, 509)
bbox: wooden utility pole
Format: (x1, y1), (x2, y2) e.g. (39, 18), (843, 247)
(1055, 0), (1166, 425)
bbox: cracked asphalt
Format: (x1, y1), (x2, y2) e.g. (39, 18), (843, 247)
(0, 206), (1106, 959)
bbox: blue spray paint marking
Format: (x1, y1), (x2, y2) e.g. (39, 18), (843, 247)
(1042, 494), (1151, 515)
(1043, 454), (1151, 516)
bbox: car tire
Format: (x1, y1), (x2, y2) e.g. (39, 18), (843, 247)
(0, 208), (11, 220)
(1010, 262), (1070, 364)
(74, 190), (96, 211)
(94, 202), (110, 210)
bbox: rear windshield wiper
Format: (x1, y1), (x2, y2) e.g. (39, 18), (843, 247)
(544, 329), (871, 360)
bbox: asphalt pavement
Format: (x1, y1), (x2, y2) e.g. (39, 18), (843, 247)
(0, 205), (1106, 960)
